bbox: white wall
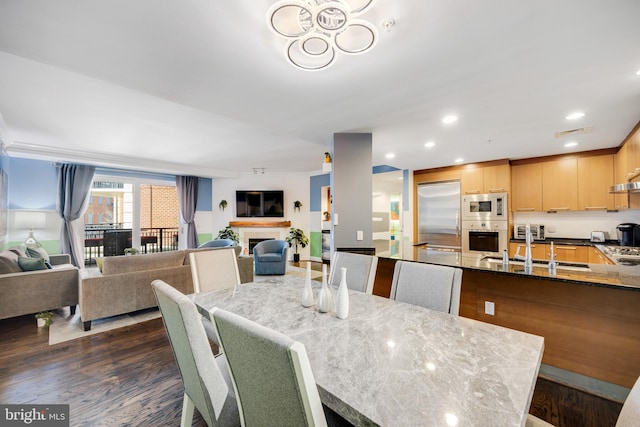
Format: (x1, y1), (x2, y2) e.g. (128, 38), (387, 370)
(513, 210), (640, 241)
(211, 172), (311, 260)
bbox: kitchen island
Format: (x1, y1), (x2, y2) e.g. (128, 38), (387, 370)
(371, 242), (640, 390)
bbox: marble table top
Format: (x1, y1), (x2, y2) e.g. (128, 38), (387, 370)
(190, 276), (544, 427)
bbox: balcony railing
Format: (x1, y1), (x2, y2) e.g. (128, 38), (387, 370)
(84, 225), (179, 265)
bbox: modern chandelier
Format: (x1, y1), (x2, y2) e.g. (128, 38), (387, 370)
(266, 0), (378, 71)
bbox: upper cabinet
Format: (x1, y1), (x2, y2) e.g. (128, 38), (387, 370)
(542, 157), (578, 212)
(511, 163), (542, 212)
(614, 143), (630, 210)
(577, 154), (615, 211)
(461, 164), (510, 195)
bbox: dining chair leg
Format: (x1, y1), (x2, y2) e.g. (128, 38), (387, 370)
(180, 393), (195, 427)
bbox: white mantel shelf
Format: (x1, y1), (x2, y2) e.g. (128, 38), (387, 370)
(229, 221), (291, 228)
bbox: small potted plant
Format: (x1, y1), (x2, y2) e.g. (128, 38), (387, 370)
(124, 247), (139, 256)
(216, 226), (240, 245)
(35, 311), (53, 328)
(294, 200), (302, 212)
(285, 227), (308, 262)
(219, 200), (228, 211)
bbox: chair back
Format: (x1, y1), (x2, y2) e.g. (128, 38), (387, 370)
(198, 239), (235, 248)
(390, 261), (462, 315)
(253, 239), (287, 256)
(151, 280), (239, 427)
(616, 376), (640, 427)
(210, 308), (327, 427)
(328, 252), (378, 294)
(189, 247), (241, 293)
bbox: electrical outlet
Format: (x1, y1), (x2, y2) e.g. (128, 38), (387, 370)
(484, 301), (495, 316)
(356, 230), (363, 240)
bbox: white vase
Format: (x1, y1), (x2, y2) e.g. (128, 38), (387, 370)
(318, 264), (333, 313)
(301, 262), (315, 307)
(37, 318), (46, 327)
(336, 267), (349, 319)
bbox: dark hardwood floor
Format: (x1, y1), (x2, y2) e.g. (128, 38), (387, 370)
(0, 301), (623, 426)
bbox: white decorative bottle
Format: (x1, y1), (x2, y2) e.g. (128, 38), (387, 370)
(301, 262), (315, 307)
(336, 267), (349, 319)
(318, 264), (333, 313)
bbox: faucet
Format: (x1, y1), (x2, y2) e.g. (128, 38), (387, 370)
(523, 223), (533, 273)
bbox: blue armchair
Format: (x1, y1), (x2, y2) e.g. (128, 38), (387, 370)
(198, 239), (235, 248)
(253, 240), (288, 275)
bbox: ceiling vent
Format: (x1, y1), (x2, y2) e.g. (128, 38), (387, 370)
(554, 127), (593, 138)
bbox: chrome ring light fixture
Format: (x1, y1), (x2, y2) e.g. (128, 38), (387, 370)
(267, 0), (378, 71)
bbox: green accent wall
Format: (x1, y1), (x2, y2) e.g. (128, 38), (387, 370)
(310, 231), (322, 258)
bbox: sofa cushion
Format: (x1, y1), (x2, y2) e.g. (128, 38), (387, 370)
(102, 250), (186, 275)
(27, 247), (50, 263)
(256, 254), (284, 263)
(0, 250), (22, 274)
(18, 256), (49, 271)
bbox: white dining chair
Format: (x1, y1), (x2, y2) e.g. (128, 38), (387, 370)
(151, 280), (240, 427)
(390, 261), (462, 315)
(209, 307), (328, 427)
(328, 251), (378, 294)
(189, 247), (241, 344)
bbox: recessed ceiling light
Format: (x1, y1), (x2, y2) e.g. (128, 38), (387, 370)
(564, 141), (578, 148)
(424, 141), (436, 148)
(566, 112), (585, 120)
(385, 153), (395, 159)
(454, 158), (464, 163)
(442, 115), (458, 124)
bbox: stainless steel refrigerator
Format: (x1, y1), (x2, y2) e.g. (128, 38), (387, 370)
(416, 181), (461, 249)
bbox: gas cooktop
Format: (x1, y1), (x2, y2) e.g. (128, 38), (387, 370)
(602, 246), (640, 266)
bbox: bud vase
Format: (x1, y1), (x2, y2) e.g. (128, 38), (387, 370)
(336, 267), (349, 319)
(301, 262), (315, 307)
(318, 264), (333, 313)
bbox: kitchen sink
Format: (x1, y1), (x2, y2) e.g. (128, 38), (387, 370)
(481, 256), (591, 272)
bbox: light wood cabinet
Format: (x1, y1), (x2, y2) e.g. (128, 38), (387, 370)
(508, 242), (547, 260)
(577, 155), (615, 210)
(553, 245), (589, 263)
(614, 143), (630, 210)
(542, 157), (578, 211)
(461, 164), (510, 195)
(588, 246), (615, 265)
(510, 163), (542, 212)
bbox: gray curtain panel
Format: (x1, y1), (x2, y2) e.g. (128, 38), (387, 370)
(57, 163), (95, 267)
(176, 175), (199, 249)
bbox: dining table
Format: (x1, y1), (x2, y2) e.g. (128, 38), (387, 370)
(189, 275), (544, 427)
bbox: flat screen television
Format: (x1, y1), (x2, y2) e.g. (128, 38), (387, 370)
(236, 190), (284, 217)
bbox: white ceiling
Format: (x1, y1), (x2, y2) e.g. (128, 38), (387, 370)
(0, 0), (639, 178)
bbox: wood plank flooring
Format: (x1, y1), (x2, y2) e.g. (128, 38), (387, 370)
(0, 276), (624, 426)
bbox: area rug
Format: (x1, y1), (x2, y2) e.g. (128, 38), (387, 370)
(48, 308), (161, 346)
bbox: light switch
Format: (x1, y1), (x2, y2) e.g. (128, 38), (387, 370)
(484, 301), (495, 316)
(334, 213), (339, 226)
(357, 230), (363, 240)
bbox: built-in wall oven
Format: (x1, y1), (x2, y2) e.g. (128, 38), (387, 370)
(462, 220), (509, 254)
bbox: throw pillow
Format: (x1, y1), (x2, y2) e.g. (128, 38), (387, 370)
(18, 256), (49, 272)
(27, 247), (50, 263)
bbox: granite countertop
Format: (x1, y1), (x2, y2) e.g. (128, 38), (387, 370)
(191, 277), (544, 426)
(390, 242), (640, 291)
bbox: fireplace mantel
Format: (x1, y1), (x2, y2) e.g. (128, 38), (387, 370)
(229, 220), (291, 228)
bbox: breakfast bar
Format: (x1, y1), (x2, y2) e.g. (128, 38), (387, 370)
(191, 276), (544, 427)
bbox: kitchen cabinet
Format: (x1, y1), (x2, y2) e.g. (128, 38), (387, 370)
(461, 164), (510, 195)
(509, 242), (547, 260)
(588, 246), (615, 265)
(614, 143), (630, 210)
(511, 163), (543, 212)
(553, 244), (589, 263)
(542, 157), (578, 211)
(577, 154), (615, 210)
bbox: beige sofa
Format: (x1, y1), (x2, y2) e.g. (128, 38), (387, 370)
(0, 249), (79, 320)
(80, 246), (253, 330)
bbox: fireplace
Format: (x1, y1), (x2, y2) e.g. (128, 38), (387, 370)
(248, 238), (275, 254)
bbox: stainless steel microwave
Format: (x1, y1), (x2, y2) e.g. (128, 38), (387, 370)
(462, 193), (508, 221)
